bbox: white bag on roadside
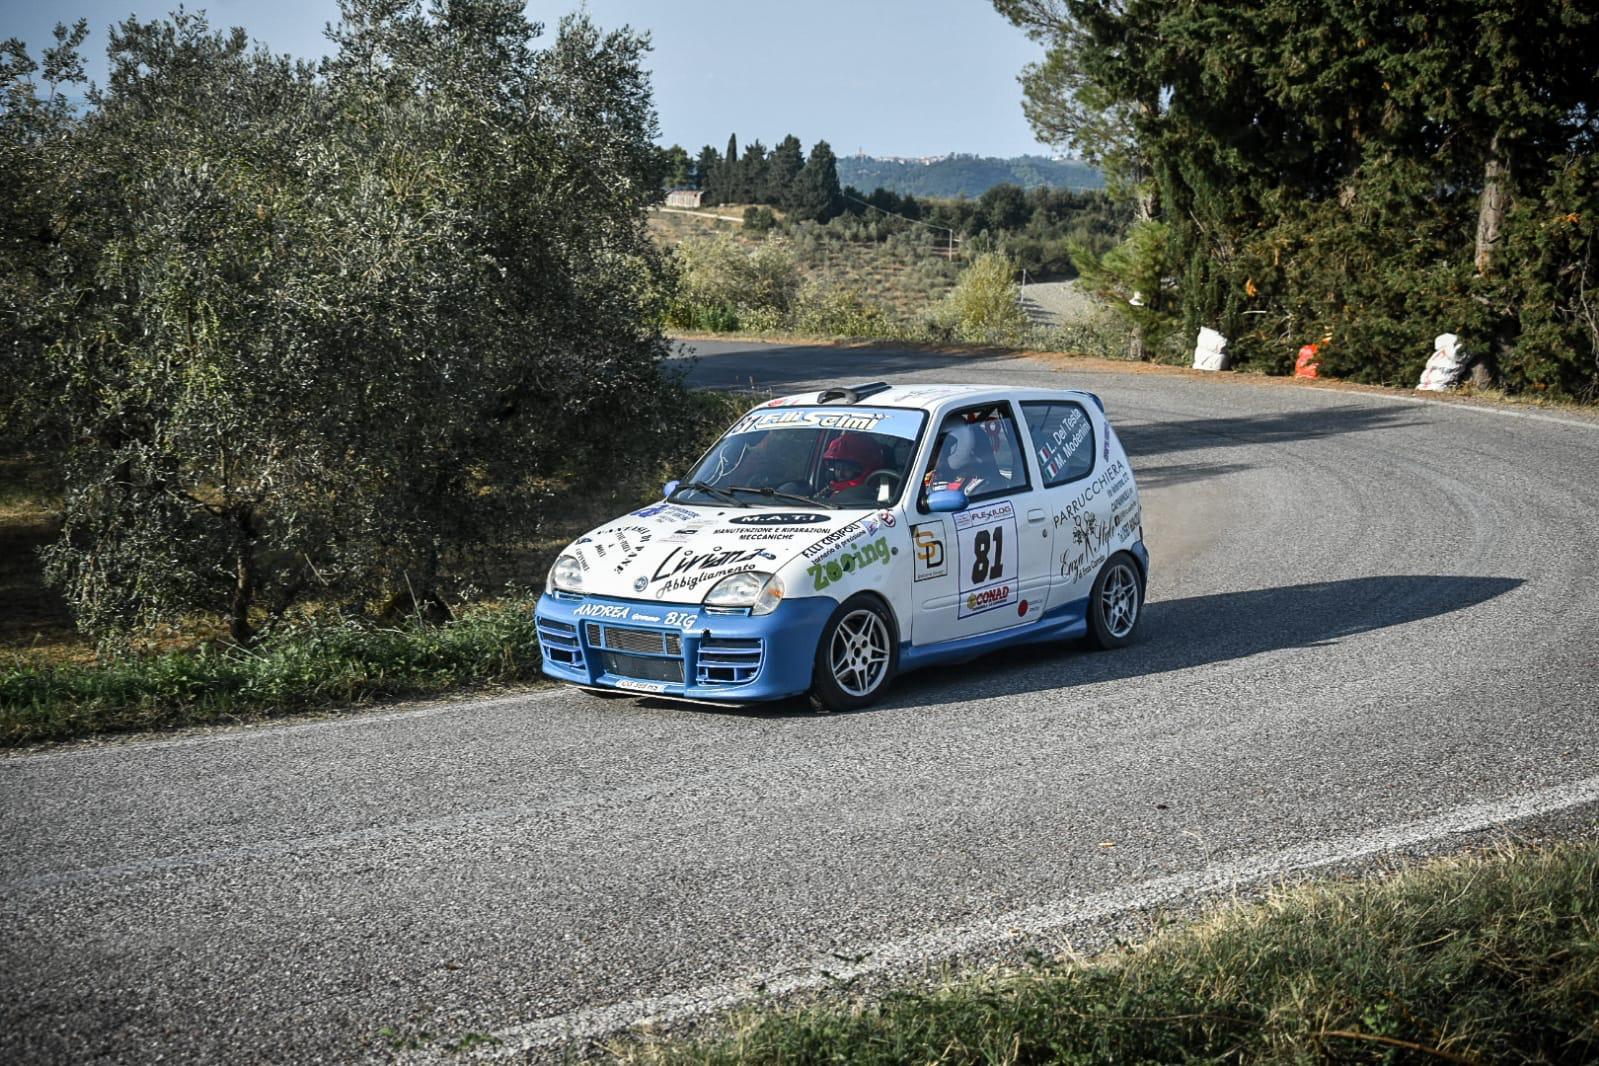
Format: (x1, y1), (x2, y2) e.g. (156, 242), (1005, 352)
(1192, 327), (1229, 371)
(1417, 333), (1468, 391)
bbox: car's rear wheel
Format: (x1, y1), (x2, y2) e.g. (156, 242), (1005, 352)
(1086, 552), (1144, 649)
(809, 595), (898, 713)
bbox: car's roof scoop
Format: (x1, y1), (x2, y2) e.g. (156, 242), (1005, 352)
(816, 381), (891, 405)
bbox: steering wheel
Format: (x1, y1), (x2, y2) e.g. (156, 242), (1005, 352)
(862, 469), (903, 496)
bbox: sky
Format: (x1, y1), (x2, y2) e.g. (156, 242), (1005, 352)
(0, 0), (1054, 158)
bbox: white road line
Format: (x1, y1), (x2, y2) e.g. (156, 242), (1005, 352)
(0, 688), (565, 767)
(434, 774), (1599, 1063)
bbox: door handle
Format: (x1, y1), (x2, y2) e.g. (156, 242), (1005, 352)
(1027, 508), (1046, 524)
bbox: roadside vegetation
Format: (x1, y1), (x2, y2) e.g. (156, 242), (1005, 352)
(0, 388), (750, 747)
(619, 839), (1599, 1065)
(0, 2), (758, 746)
(994, 0), (1598, 398)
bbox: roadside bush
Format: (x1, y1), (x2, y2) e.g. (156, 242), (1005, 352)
(786, 280), (893, 338)
(741, 205), (777, 235)
(666, 231), (800, 331)
(932, 252), (1030, 345)
(0, 599), (542, 746)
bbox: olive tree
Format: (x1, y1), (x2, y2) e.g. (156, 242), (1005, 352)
(16, 1), (677, 644)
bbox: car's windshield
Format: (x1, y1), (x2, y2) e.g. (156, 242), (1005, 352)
(673, 406), (926, 509)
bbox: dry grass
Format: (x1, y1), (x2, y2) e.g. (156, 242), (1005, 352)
(617, 839), (1599, 1065)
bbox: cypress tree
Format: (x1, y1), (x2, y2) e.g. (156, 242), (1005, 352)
(765, 134), (804, 207)
(788, 139), (842, 223)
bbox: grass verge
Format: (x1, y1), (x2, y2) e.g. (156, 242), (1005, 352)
(0, 598), (543, 747)
(620, 839), (1599, 1065)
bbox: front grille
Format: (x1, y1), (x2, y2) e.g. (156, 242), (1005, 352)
(598, 652), (685, 683)
(696, 637), (763, 685)
(536, 617), (584, 669)
(583, 623), (682, 657)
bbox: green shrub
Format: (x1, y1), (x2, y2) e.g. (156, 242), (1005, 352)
(785, 280), (893, 338)
(0, 600), (543, 746)
(932, 252), (1030, 345)
(665, 231), (800, 332)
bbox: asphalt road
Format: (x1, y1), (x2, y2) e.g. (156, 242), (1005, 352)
(5, 341), (1599, 1063)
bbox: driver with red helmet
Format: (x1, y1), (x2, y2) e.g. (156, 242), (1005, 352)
(820, 432), (886, 499)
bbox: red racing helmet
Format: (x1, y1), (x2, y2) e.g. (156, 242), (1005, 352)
(822, 432), (884, 494)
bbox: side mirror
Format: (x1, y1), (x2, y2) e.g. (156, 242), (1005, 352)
(925, 487), (968, 514)
(662, 479), (680, 498)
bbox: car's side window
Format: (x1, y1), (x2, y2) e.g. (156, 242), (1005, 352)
(922, 403), (1031, 504)
(1021, 401), (1095, 488)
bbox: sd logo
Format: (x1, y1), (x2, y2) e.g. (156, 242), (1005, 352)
(911, 523), (948, 581)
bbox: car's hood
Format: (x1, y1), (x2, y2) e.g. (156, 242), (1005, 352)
(564, 501), (878, 603)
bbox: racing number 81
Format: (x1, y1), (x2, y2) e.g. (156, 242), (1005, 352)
(970, 527), (1005, 584)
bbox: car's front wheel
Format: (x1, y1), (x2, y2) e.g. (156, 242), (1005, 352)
(1086, 551), (1144, 649)
(809, 594), (898, 713)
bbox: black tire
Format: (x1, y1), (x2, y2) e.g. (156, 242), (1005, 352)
(808, 594), (899, 713)
(1086, 552), (1144, 650)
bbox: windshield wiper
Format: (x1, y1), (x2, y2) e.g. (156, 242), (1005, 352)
(672, 480), (747, 506)
(723, 485), (836, 510)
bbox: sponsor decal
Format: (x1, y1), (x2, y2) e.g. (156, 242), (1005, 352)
(964, 583), (1013, 615)
(606, 524), (654, 573)
(807, 536), (891, 591)
(662, 525), (704, 544)
(710, 528), (799, 541)
(633, 502), (699, 523)
(878, 510), (897, 527)
(651, 546), (777, 583)
(574, 603), (630, 619)
(953, 499), (1016, 531)
(661, 611), (699, 629)
(1053, 460), (1126, 528)
(800, 522), (867, 560)
(645, 545), (776, 599)
(911, 523), (947, 581)
(732, 409), (891, 435)
(727, 512), (828, 526)
(654, 562), (757, 599)
(1060, 511), (1115, 584)
(615, 679), (668, 693)
(955, 500), (1020, 618)
(630, 612), (661, 623)
(573, 548), (591, 572)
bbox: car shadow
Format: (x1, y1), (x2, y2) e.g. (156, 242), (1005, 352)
(888, 574), (1524, 709)
(639, 575), (1523, 719)
(1117, 404), (1419, 460)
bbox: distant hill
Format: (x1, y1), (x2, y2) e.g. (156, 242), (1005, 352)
(837, 154), (1104, 199)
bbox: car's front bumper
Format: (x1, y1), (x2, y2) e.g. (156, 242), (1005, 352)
(534, 592), (836, 703)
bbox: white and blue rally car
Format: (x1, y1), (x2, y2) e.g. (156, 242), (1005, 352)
(536, 382), (1147, 711)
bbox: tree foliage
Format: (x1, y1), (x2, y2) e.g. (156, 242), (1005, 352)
(999, 0), (1599, 395)
(3, 1), (680, 643)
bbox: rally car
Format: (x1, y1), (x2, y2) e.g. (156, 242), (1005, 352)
(536, 381), (1148, 711)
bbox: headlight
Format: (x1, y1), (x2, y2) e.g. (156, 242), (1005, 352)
(703, 571), (784, 615)
(547, 553), (584, 594)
